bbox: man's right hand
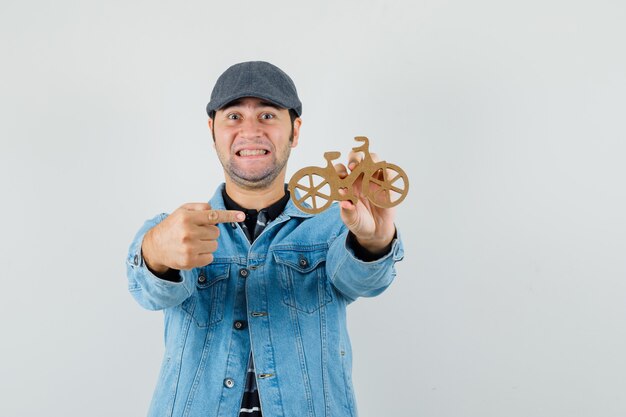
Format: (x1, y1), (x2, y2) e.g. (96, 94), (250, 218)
(141, 203), (245, 275)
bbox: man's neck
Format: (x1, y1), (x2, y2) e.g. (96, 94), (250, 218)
(224, 179), (287, 210)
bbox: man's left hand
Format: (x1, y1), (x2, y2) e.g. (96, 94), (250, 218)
(334, 150), (397, 256)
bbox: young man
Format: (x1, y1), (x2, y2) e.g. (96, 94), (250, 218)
(126, 61), (404, 417)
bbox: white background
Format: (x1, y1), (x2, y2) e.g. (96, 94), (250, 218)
(1, 0), (625, 416)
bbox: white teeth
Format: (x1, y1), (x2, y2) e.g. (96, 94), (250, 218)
(239, 149), (267, 156)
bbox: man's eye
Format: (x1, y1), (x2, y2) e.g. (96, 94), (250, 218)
(227, 113), (240, 120)
(260, 113), (275, 120)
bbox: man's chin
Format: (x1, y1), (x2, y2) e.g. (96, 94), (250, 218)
(229, 173), (279, 190)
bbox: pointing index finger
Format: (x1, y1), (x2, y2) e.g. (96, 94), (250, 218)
(204, 209), (245, 224)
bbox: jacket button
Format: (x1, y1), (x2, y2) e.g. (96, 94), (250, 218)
(198, 274), (206, 284)
(133, 254), (139, 266)
(224, 378), (235, 388)
(239, 268), (249, 278)
(298, 257), (308, 267)
(233, 320), (247, 330)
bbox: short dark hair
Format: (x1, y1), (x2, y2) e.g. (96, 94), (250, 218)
(288, 109), (298, 125)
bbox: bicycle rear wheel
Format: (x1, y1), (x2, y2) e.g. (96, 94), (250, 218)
(288, 168), (334, 214)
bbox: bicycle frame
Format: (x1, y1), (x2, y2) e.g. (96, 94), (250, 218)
(321, 137), (378, 205)
(288, 136), (409, 214)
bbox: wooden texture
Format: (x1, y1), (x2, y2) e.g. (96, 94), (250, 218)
(288, 136), (409, 214)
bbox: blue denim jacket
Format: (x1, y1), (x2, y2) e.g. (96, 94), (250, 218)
(126, 184), (404, 417)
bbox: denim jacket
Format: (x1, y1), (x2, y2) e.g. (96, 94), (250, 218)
(126, 184), (404, 417)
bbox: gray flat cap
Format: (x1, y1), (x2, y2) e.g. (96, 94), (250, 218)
(206, 61), (302, 117)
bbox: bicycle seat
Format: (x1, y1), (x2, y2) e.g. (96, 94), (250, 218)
(324, 151), (341, 161)
(351, 136), (369, 151)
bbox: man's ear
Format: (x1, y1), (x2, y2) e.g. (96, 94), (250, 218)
(291, 117), (302, 148)
(208, 118), (216, 146)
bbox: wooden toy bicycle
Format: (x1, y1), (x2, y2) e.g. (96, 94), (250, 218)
(288, 136), (409, 214)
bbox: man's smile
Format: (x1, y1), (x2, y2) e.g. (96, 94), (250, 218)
(237, 149), (269, 157)
(234, 142), (273, 159)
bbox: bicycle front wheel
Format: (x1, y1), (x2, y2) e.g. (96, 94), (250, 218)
(362, 162), (409, 208)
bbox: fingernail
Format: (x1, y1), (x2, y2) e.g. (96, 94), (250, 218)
(237, 212), (245, 221)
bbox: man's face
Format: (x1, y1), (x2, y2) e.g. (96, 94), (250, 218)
(209, 97), (301, 190)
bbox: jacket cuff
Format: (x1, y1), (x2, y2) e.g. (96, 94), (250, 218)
(126, 214), (195, 310)
(327, 229), (404, 301)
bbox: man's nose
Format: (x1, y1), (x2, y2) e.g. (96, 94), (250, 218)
(239, 117), (262, 138)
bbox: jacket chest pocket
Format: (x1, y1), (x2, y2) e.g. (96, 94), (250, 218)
(182, 262), (230, 328)
(273, 247), (333, 313)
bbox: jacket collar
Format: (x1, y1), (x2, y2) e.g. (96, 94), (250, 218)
(208, 183), (315, 220)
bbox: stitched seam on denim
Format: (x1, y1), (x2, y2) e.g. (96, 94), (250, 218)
(340, 348), (355, 415)
(279, 260), (329, 313)
(182, 321), (218, 417)
(262, 295), (287, 417)
(288, 297), (316, 417)
(318, 289), (330, 417)
(167, 310), (192, 417)
(271, 242), (328, 251)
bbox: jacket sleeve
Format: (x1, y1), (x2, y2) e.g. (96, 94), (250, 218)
(125, 214), (197, 311)
(326, 228), (404, 303)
